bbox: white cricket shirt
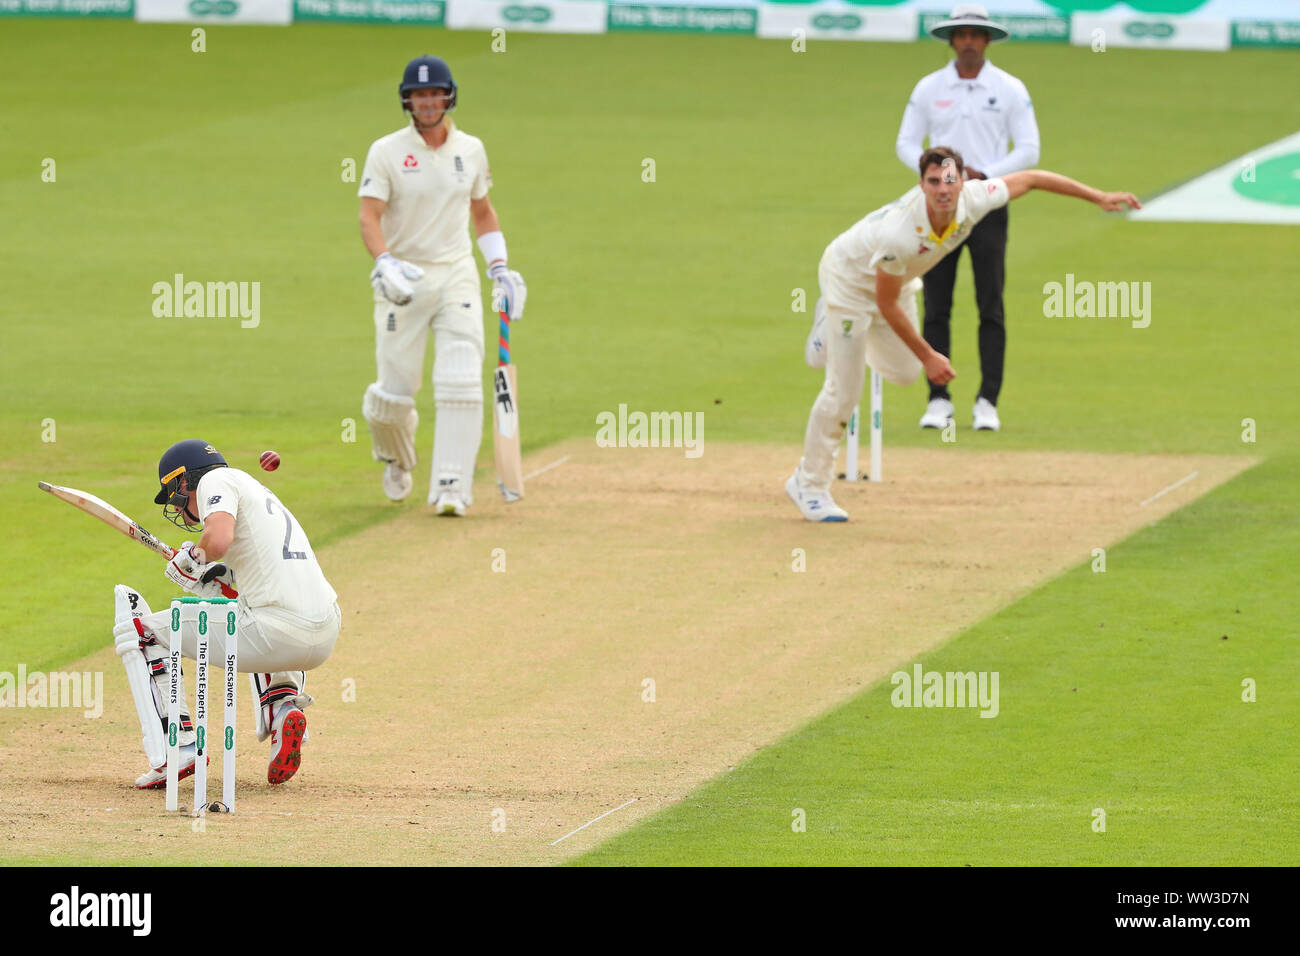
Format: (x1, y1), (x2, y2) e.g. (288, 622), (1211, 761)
(896, 60), (1040, 178)
(196, 468), (338, 620)
(823, 178), (1011, 293)
(358, 120), (492, 267)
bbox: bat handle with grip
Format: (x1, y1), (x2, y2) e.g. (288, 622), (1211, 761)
(498, 310), (511, 368)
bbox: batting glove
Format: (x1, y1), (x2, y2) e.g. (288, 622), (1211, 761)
(371, 253), (424, 306)
(488, 263), (527, 321)
(164, 543), (205, 593)
(189, 562), (234, 599)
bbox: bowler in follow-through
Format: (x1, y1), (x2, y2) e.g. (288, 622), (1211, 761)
(790, 147), (1139, 522)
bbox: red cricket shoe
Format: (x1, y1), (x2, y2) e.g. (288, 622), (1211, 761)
(267, 705), (307, 785)
(135, 747), (207, 789)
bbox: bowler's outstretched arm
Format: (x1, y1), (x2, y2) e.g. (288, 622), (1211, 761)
(1002, 170), (1141, 212)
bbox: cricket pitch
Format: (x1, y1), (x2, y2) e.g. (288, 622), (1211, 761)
(0, 442), (1253, 865)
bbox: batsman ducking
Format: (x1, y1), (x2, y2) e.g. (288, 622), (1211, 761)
(40, 437), (341, 812)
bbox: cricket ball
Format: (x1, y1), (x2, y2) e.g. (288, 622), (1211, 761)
(259, 450), (280, 472)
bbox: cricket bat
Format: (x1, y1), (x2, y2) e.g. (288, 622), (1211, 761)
(38, 480), (237, 597)
(493, 310), (524, 502)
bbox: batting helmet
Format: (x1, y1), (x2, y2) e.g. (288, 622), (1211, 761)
(155, 439), (227, 529)
(399, 55), (458, 113)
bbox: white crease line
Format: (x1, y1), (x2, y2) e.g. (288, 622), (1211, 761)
(550, 798), (639, 846)
(1140, 470), (1199, 507)
(524, 454), (571, 482)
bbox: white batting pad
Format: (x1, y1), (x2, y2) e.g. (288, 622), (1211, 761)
(363, 383), (419, 471)
(113, 586), (167, 770)
(430, 337), (483, 506)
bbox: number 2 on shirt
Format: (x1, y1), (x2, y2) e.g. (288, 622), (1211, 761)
(265, 497), (307, 560)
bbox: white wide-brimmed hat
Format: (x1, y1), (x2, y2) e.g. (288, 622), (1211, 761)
(929, 3), (1010, 43)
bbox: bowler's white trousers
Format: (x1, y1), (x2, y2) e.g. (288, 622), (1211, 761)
(800, 253), (925, 491)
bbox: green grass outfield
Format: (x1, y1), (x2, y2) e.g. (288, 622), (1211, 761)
(2, 22), (1297, 863)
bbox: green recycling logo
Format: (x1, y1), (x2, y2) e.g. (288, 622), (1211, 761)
(189, 0), (240, 15)
(1123, 21), (1176, 39)
(502, 4), (552, 23)
(812, 13), (862, 31)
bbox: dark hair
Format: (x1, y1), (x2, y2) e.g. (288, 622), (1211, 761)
(919, 146), (964, 178)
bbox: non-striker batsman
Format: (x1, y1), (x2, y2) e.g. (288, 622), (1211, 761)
(358, 55), (527, 515)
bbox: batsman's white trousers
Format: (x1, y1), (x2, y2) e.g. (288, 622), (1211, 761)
(374, 255), (485, 396)
(800, 256), (924, 491)
(146, 601), (341, 674)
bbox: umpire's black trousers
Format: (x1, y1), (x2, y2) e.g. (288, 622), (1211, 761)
(922, 204), (1009, 405)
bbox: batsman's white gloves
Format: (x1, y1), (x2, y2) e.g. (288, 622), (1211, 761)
(371, 252), (424, 306)
(164, 542), (231, 597)
(192, 562), (235, 599)
(164, 542), (205, 593)
(488, 263), (527, 321)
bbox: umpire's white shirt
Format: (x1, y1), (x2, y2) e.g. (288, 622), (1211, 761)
(896, 60), (1039, 177)
(358, 120), (492, 266)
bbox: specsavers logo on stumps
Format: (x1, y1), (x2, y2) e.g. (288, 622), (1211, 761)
(135, 0), (291, 22)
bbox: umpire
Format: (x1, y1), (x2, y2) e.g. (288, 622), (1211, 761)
(896, 4), (1040, 432)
